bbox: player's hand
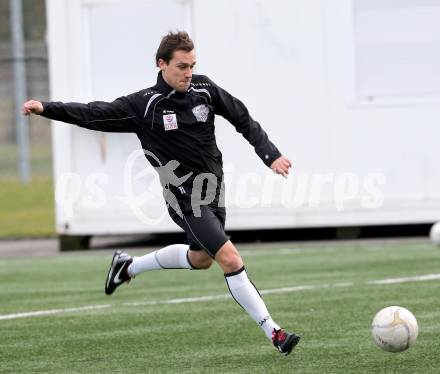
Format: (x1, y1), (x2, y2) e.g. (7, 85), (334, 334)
(22, 100), (44, 116)
(270, 155), (292, 178)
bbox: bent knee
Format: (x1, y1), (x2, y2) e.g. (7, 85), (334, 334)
(196, 258), (213, 269)
(188, 249), (213, 270)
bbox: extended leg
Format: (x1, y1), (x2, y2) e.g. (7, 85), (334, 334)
(216, 241), (300, 355)
(216, 240), (280, 338)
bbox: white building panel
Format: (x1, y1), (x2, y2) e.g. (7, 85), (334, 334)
(46, 0), (440, 235)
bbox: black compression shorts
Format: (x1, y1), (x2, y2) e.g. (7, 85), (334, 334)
(167, 204), (230, 257)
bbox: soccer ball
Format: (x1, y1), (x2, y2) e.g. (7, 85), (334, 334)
(429, 221), (440, 246)
(371, 306), (418, 352)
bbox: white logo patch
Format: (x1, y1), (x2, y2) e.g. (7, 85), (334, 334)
(192, 104), (209, 122)
(163, 114), (178, 131)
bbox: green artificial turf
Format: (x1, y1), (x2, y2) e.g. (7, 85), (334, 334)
(0, 143), (54, 238)
(0, 240), (439, 373)
(0, 177), (55, 237)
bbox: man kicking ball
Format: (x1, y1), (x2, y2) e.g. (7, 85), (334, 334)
(23, 31), (300, 355)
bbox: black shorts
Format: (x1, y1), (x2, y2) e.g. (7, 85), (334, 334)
(167, 204), (230, 257)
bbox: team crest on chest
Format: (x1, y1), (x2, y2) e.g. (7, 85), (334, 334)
(163, 113), (178, 131)
(192, 104), (209, 122)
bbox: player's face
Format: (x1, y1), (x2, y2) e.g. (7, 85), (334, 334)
(159, 49), (196, 93)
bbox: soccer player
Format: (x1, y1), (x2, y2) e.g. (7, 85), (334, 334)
(23, 31), (300, 355)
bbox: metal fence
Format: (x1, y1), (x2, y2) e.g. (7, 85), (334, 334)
(0, 0), (51, 181)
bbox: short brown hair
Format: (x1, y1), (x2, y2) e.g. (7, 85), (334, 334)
(155, 31), (194, 67)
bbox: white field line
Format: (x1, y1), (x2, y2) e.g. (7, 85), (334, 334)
(123, 282), (354, 308)
(367, 273), (440, 285)
(0, 304), (112, 321)
(0, 274), (438, 321)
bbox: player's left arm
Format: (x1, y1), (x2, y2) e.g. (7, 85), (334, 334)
(205, 76), (292, 177)
(269, 155), (292, 178)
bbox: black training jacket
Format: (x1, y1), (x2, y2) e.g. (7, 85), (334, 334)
(41, 72), (281, 210)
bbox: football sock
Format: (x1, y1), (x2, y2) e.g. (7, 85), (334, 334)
(225, 267), (280, 341)
(127, 244), (194, 276)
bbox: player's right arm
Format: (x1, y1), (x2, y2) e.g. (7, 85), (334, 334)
(23, 100), (44, 115)
(22, 94), (141, 133)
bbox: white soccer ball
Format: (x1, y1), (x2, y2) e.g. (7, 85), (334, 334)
(429, 221), (440, 246)
(371, 306), (418, 352)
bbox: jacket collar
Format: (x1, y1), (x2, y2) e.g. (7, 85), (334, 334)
(155, 71), (175, 95)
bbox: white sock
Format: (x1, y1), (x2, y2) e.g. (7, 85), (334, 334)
(127, 244), (194, 277)
(225, 267), (280, 341)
